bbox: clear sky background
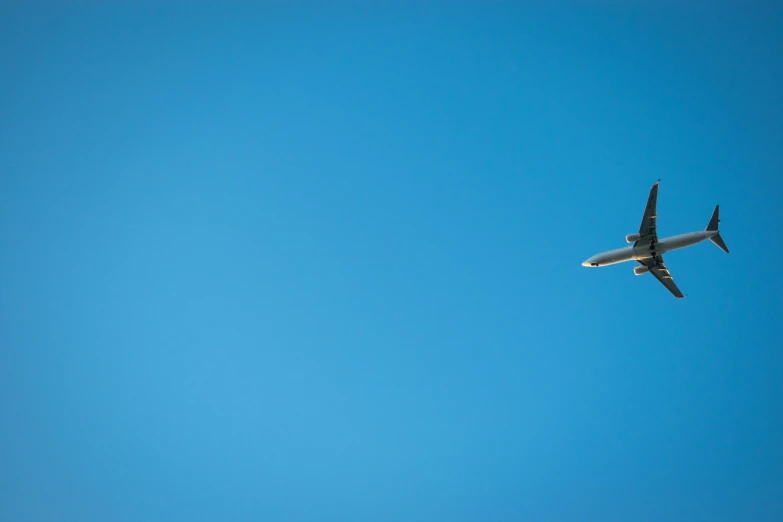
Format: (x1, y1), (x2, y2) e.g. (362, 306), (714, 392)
(1, 3), (782, 521)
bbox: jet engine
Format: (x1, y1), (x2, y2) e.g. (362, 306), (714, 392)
(634, 265), (649, 276)
(626, 233), (641, 243)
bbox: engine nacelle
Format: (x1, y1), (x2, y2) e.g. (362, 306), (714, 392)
(634, 265), (649, 276)
(626, 233), (640, 243)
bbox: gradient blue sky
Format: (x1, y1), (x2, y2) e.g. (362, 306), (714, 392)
(1, 4), (782, 521)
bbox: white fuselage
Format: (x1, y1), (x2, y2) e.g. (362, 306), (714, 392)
(582, 230), (717, 267)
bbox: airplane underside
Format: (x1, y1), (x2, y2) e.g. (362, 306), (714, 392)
(582, 181), (728, 298)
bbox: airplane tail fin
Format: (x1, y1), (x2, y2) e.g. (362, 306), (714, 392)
(705, 205), (729, 253)
(706, 205), (720, 231)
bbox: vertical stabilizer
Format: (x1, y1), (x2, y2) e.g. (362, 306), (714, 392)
(706, 205), (720, 232)
(705, 205), (729, 253)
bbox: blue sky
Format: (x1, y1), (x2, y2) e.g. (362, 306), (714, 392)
(1, 4), (781, 521)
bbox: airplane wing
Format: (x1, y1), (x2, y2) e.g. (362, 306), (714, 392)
(634, 181), (659, 248)
(637, 256), (685, 298)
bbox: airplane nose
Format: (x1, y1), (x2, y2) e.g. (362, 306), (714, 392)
(582, 259), (591, 267)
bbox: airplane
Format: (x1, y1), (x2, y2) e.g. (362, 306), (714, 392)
(582, 181), (729, 298)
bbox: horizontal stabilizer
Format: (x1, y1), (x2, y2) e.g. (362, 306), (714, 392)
(710, 232), (729, 253)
